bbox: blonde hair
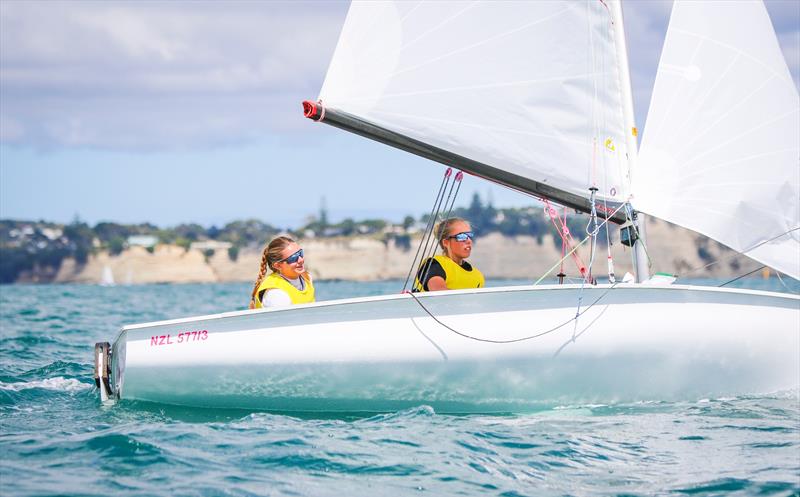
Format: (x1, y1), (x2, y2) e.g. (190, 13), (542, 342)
(434, 217), (469, 257)
(250, 236), (295, 306)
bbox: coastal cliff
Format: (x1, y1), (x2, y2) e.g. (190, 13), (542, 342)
(50, 218), (759, 284)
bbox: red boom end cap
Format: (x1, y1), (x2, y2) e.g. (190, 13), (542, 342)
(302, 100), (321, 121)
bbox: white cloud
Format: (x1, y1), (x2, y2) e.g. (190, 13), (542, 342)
(74, 8), (190, 62)
(0, 114), (25, 141)
(0, 1), (348, 150)
(1, 0), (797, 152)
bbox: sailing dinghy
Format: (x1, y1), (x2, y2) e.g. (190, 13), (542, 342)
(95, 0), (799, 412)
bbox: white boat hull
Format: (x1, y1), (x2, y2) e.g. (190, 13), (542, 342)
(109, 284), (800, 412)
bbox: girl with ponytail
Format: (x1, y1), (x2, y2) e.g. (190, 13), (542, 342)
(414, 217), (484, 292)
(250, 236), (315, 309)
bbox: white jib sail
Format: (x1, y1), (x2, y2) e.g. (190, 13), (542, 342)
(319, 0), (633, 204)
(636, 0), (800, 280)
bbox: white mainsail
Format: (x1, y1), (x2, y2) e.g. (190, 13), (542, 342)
(636, 0), (800, 280)
(318, 0), (633, 204)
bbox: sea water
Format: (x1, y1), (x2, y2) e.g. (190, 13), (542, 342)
(1, 279), (798, 497)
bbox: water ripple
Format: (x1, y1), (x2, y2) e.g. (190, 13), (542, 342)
(0, 376), (89, 392)
(1, 282), (799, 497)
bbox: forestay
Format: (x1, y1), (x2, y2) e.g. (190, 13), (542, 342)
(318, 1), (633, 205)
(636, 0), (800, 280)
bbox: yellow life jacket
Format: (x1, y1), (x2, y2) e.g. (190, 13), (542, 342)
(253, 272), (315, 308)
(414, 254), (485, 292)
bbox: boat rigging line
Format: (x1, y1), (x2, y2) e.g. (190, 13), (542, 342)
(679, 226), (799, 279)
(402, 167), (464, 293)
(601, 188), (616, 283)
(402, 167), (452, 292)
(417, 170), (464, 291)
(570, 186), (605, 341)
(623, 203), (652, 266)
(543, 198), (588, 281)
(594, 3), (616, 285)
(534, 199), (630, 286)
(719, 266), (767, 287)
(775, 271), (793, 292)
(586, 186), (601, 284)
(408, 282), (621, 344)
(558, 204), (567, 283)
(406, 196), (631, 346)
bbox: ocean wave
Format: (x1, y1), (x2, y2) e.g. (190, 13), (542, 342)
(21, 360), (88, 378)
(360, 405), (436, 423)
(0, 376), (90, 392)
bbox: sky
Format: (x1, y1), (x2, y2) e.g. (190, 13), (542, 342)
(1, 0), (798, 230)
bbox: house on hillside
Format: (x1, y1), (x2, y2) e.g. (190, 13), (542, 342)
(127, 235), (158, 248)
(189, 240), (232, 252)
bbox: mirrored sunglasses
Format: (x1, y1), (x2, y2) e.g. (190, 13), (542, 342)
(448, 231), (474, 242)
(281, 249), (304, 264)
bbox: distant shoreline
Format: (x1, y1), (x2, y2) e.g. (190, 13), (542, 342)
(8, 218), (764, 285)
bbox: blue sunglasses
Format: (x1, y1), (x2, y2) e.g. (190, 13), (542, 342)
(280, 249), (304, 264)
(448, 231), (474, 242)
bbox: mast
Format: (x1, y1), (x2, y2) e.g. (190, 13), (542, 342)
(303, 101), (627, 224)
(609, 0), (650, 282)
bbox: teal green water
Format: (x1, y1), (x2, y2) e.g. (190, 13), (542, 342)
(1, 279), (799, 496)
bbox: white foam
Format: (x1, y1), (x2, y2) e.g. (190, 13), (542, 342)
(0, 377), (89, 392)
(553, 403), (609, 410)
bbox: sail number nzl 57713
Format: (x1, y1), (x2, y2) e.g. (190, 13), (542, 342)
(150, 330), (208, 346)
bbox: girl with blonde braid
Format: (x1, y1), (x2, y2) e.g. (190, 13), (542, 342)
(414, 217), (484, 292)
(249, 236), (315, 309)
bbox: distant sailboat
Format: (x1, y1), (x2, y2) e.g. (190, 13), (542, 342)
(100, 266), (115, 287)
(95, 0), (799, 411)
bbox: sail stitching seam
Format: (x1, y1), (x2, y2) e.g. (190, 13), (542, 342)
(394, 2), (477, 57)
(669, 147), (800, 184)
(680, 74), (777, 154)
(672, 27), (797, 89)
(652, 39), (705, 139)
(367, 109), (587, 146)
(333, 72), (611, 103)
(389, 6), (572, 79)
(680, 108), (800, 168)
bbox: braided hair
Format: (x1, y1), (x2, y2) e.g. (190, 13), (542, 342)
(250, 236), (295, 307)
